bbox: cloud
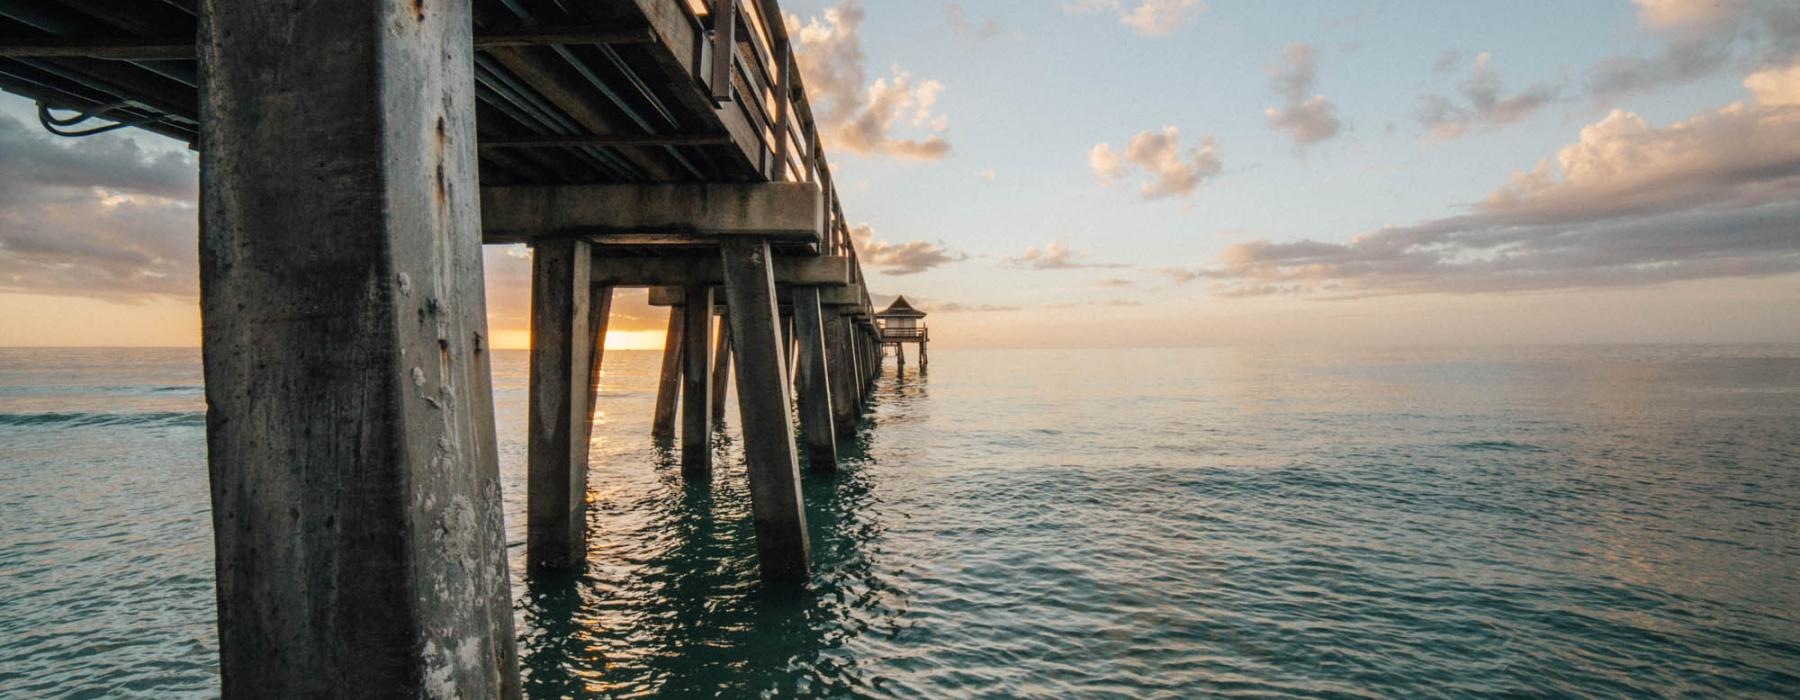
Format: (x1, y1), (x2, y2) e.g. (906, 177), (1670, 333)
(789, 1), (952, 161)
(932, 301), (1020, 313)
(1433, 50), (1464, 74)
(1204, 60), (1800, 297)
(1264, 43), (1343, 146)
(1154, 267), (1203, 284)
(1007, 241), (1131, 270)
(849, 224), (964, 275)
(1098, 277), (1135, 287)
(1064, 0), (1204, 37)
(0, 113), (199, 301)
(1418, 52), (1560, 140)
(1009, 241), (1087, 269)
(946, 2), (1012, 42)
(1089, 126), (1223, 199)
(1585, 0), (1800, 99)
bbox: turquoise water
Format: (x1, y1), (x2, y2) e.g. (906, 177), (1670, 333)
(2, 345), (1799, 697)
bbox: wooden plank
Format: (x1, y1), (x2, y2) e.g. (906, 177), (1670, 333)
(480, 132), (732, 149)
(0, 26), (655, 60)
(709, 0), (737, 104)
(483, 46), (678, 180)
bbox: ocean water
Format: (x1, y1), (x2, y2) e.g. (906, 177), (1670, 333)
(2, 345), (1798, 697)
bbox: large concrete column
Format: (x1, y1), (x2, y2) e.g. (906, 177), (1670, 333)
(710, 316), (731, 423)
(791, 288), (838, 472)
(825, 314), (858, 437)
(651, 306), (682, 439)
(720, 239), (811, 582)
(197, 0), (517, 695)
(680, 284), (713, 477)
(527, 239), (594, 571)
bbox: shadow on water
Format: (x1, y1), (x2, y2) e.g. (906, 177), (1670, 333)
(517, 373), (916, 697)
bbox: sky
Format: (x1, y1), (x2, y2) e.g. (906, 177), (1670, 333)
(2, 0), (1798, 349)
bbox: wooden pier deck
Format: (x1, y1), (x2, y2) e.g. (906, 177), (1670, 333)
(0, 1), (903, 695)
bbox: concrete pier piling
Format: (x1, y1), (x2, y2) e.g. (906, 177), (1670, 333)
(5, 0), (947, 686)
(721, 239), (812, 582)
(792, 287), (840, 472)
(528, 239), (596, 571)
(198, 0), (518, 695)
(653, 307), (683, 440)
(826, 314), (860, 437)
(711, 318), (732, 423)
(681, 284), (715, 476)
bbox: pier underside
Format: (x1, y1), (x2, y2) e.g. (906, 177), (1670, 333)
(0, 0), (892, 694)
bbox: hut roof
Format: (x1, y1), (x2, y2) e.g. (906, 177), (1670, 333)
(876, 295), (927, 318)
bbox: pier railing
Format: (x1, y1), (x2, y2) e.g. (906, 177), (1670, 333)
(881, 328), (928, 341)
(688, 0), (857, 260)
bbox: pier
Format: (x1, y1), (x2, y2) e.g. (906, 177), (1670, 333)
(0, 0), (908, 695)
(877, 295), (929, 370)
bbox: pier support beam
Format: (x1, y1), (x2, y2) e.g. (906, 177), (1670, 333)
(197, 0), (517, 695)
(527, 239), (594, 571)
(825, 314), (858, 437)
(652, 307), (682, 439)
(680, 284), (713, 476)
(710, 317), (731, 423)
(720, 239), (811, 582)
(587, 286), (614, 437)
(791, 288), (838, 472)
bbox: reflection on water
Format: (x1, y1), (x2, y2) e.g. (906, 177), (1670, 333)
(501, 352), (906, 697)
(2, 346), (1799, 697)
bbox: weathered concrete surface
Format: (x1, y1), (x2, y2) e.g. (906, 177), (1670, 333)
(591, 254), (851, 287)
(681, 284), (713, 477)
(481, 183), (823, 243)
(720, 239), (812, 582)
(825, 314), (859, 438)
(710, 318), (731, 423)
(587, 286), (614, 439)
(527, 238), (593, 571)
(652, 307), (682, 439)
(197, 0), (517, 696)
(791, 288), (839, 472)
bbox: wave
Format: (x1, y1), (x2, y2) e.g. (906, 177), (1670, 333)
(0, 411), (204, 428)
(1452, 439), (1545, 452)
